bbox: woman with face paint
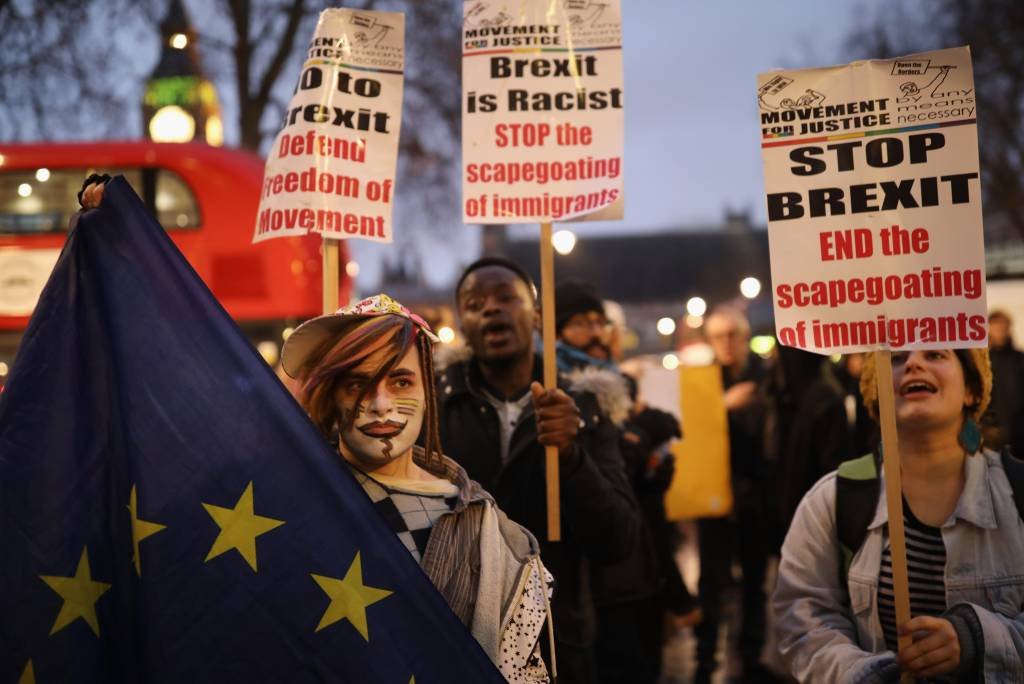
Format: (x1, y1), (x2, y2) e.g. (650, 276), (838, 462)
(282, 295), (553, 683)
(773, 348), (1024, 683)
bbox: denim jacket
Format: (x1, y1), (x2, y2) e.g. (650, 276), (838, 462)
(773, 450), (1024, 683)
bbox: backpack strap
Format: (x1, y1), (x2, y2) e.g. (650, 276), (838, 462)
(1000, 446), (1024, 523)
(835, 452), (881, 584)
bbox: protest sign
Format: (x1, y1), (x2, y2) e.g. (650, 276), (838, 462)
(253, 9), (404, 245)
(462, 0), (625, 540)
(758, 46), (986, 355)
(639, 363), (732, 521)
(759, 47), (987, 665)
(462, 0), (624, 224)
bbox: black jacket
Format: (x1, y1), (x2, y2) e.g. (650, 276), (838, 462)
(989, 343), (1024, 452)
(437, 352), (640, 648)
(723, 353), (768, 489)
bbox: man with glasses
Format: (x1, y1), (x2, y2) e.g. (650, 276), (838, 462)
(555, 281), (700, 684)
(695, 308), (778, 684)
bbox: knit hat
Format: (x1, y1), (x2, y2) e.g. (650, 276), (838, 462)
(860, 348), (992, 422)
(280, 294), (439, 378)
(555, 280), (604, 332)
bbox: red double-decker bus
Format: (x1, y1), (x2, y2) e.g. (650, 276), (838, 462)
(0, 141), (351, 384)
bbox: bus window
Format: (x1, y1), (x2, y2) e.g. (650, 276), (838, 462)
(0, 167), (199, 234)
(0, 168), (143, 235)
(155, 169), (201, 229)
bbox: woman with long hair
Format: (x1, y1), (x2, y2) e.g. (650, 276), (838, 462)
(773, 348), (1024, 682)
(281, 295), (553, 682)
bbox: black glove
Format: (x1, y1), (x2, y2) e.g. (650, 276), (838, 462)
(629, 407), (681, 447)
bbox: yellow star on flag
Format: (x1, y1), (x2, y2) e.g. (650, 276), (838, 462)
(311, 552), (393, 640)
(18, 659), (34, 684)
(39, 547), (111, 637)
(203, 481), (284, 572)
(129, 484), (166, 576)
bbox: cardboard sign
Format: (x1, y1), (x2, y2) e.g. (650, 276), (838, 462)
(253, 9), (404, 244)
(461, 0), (624, 224)
(639, 364), (732, 521)
(758, 47), (986, 354)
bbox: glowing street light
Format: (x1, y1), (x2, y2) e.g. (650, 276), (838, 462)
(256, 341), (279, 366)
(35, 168), (50, 182)
(17, 183), (32, 198)
(686, 296), (707, 317)
(740, 276), (762, 299)
(750, 335), (776, 356)
(656, 317), (676, 336)
(552, 229), (577, 255)
(149, 105), (196, 143)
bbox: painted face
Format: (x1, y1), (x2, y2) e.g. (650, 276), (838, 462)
(891, 349), (974, 433)
(335, 344), (425, 470)
(560, 311), (612, 360)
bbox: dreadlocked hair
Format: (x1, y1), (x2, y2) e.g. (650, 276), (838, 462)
(299, 315), (444, 471)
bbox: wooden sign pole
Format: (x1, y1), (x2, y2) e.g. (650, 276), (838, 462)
(873, 350), (912, 681)
(323, 237), (340, 314)
(540, 222), (561, 542)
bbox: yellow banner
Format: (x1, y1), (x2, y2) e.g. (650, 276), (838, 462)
(664, 365), (732, 520)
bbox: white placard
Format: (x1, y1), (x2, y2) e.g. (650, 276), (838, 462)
(759, 46), (986, 354)
(253, 9), (404, 244)
(462, 0), (624, 224)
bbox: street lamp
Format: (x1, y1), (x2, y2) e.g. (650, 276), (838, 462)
(142, 0), (222, 145)
(552, 229), (577, 255)
(686, 296), (707, 317)
(740, 276), (762, 299)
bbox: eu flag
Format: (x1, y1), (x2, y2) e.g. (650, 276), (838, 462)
(0, 178), (504, 683)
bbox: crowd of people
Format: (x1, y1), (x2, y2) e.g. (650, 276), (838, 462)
(79, 180), (1024, 683)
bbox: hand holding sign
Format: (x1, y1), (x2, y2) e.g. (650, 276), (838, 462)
(760, 47), (986, 683)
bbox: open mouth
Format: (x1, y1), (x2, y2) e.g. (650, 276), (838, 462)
(900, 380), (937, 397)
(481, 321), (513, 344)
(357, 420), (406, 438)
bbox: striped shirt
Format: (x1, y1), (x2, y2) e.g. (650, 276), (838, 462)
(878, 499), (947, 649)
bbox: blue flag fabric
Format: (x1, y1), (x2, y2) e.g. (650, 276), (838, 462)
(0, 178), (504, 683)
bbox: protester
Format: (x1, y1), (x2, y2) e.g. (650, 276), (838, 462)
(554, 280), (700, 684)
(286, 295), (555, 682)
(82, 182), (552, 682)
(696, 307), (776, 684)
(986, 309), (1024, 451)
(774, 348), (1024, 682)
(834, 352), (879, 458)
(437, 258), (641, 684)
(764, 346), (853, 539)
